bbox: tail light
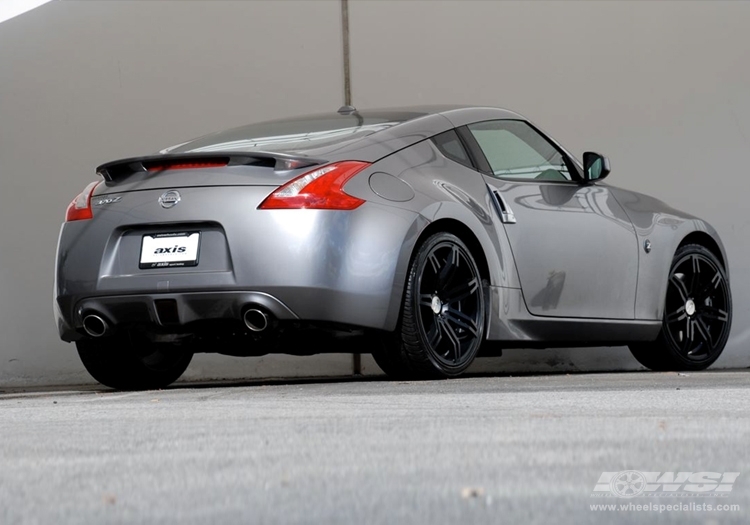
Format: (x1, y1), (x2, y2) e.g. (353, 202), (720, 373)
(258, 161), (370, 210)
(65, 181), (100, 222)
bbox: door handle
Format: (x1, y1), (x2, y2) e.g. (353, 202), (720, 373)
(490, 189), (516, 224)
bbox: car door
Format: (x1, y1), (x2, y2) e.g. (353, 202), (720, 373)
(459, 120), (639, 319)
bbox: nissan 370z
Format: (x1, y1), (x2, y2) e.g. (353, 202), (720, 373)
(54, 106), (732, 389)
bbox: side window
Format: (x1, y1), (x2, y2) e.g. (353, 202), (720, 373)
(432, 129), (473, 169)
(467, 120), (571, 181)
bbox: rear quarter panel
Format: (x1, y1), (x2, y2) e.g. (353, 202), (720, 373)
(345, 139), (522, 331)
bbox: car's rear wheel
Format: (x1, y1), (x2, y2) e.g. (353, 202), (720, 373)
(629, 244), (732, 371)
(77, 335), (193, 390)
(375, 232), (486, 379)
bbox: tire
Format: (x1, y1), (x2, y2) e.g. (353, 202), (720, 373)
(77, 335), (193, 390)
(371, 341), (412, 380)
(629, 244), (732, 371)
(375, 232), (486, 379)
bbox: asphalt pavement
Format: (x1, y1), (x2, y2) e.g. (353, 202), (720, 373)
(2, 371), (749, 524)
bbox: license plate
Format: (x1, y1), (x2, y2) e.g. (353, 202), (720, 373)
(139, 232), (201, 269)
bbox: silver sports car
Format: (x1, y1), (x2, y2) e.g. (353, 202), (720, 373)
(55, 105), (732, 389)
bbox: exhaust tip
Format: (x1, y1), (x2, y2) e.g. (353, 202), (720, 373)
(82, 314), (108, 338)
(243, 308), (269, 332)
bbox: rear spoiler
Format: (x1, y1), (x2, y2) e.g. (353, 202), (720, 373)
(95, 152), (327, 182)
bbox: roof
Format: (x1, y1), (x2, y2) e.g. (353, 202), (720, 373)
(163, 105), (525, 162)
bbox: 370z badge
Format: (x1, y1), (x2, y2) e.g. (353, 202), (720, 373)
(139, 232), (201, 269)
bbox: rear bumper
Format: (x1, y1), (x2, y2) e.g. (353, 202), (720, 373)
(56, 291), (298, 342)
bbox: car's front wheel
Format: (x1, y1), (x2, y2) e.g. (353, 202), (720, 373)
(629, 244), (732, 371)
(77, 335), (193, 390)
(374, 232), (486, 379)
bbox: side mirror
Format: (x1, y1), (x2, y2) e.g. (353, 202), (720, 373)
(582, 152), (611, 182)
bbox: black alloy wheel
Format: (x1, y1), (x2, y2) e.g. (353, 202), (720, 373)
(630, 244), (732, 371)
(373, 232), (486, 378)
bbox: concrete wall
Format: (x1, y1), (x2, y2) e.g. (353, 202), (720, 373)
(1, 1), (748, 387)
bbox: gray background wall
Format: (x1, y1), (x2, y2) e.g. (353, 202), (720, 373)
(0, 0), (748, 387)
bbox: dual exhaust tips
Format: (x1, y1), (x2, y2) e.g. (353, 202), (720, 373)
(81, 307), (271, 337)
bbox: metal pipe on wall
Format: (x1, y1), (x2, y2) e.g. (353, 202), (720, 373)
(341, 0), (352, 107)
(341, 0), (361, 375)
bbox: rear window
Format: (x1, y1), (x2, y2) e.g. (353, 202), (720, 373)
(163, 115), (402, 155)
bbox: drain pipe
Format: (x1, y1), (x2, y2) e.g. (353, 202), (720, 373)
(341, 0), (360, 375)
(341, 0), (352, 107)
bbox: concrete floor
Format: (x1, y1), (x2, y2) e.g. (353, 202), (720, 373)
(1, 371), (749, 524)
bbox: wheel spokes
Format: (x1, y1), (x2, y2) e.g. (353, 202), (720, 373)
(444, 277), (479, 304)
(694, 272), (722, 301)
(419, 293), (434, 309)
(439, 317), (462, 362)
(681, 318), (695, 353)
(444, 306), (479, 337)
(700, 307), (729, 323)
(669, 274), (689, 302)
(666, 305), (687, 325)
(694, 316), (715, 348)
(427, 253), (441, 275)
(436, 245), (460, 289)
(689, 255), (701, 293)
(427, 320), (442, 348)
